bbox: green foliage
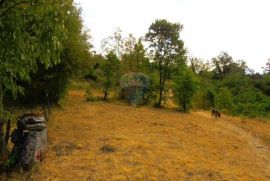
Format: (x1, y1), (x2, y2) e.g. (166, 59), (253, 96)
(215, 87), (234, 112)
(145, 19), (186, 107)
(173, 69), (197, 112)
(189, 52), (270, 118)
(101, 52), (119, 101)
(212, 52), (247, 80)
(192, 89), (215, 109)
(251, 74), (270, 96)
(0, 1), (67, 101)
(85, 87), (96, 102)
(0, 0), (73, 158)
(101, 28), (123, 95)
(121, 37), (151, 73)
(17, 1), (92, 105)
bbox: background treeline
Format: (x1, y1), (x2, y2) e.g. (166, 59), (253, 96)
(82, 26), (270, 118)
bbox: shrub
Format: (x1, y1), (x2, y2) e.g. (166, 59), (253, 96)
(216, 87), (234, 111)
(85, 87), (96, 101)
(173, 69), (197, 112)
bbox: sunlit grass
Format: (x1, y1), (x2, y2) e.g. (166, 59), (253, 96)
(5, 89), (270, 180)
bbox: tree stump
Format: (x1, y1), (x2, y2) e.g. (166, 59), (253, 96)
(11, 115), (47, 170)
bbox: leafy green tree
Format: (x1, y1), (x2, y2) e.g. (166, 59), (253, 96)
(173, 69), (197, 112)
(122, 34), (137, 72)
(101, 28), (124, 95)
(133, 39), (151, 73)
(122, 37), (150, 73)
(212, 52), (233, 79)
(212, 52), (248, 80)
(145, 19), (186, 107)
(215, 87), (234, 111)
(190, 57), (211, 75)
(185, 52), (270, 117)
(250, 73), (270, 97)
(19, 1), (92, 104)
(102, 52), (118, 101)
(82, 54), (106, 85)
(206, 90), (215, 107)
(0, 0), (68, 158)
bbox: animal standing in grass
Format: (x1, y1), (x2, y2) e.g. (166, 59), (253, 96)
(212, 109), (221, 119)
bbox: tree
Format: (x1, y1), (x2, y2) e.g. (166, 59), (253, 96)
(122, 37), (150, 73)
(173, 69), (197, 112)
(263, 59), (270, 74)
(212, 52), (233, 79)
(145, 19), (186, 107)
(0, 0), (68, 159)
(134, 39), (151, 73)
(190, 57), (211, 74)
(19, 2), (92, 105)
(101, 27), (124, 57)
(102, 52), (118, 101)
(212, 52), (248, 80)
(216, 87), (234, 111)
(101, 27), (123, 95)
(122, 34), (137, 72)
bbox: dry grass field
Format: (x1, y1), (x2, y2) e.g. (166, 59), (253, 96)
(3, 89), (270, 181)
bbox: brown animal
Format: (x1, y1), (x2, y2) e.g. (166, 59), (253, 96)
(211, 109), (221, 119)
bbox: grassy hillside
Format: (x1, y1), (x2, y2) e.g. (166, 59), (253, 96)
(4, 89), (270, 181)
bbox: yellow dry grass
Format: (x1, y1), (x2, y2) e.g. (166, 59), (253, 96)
(3, 89), (270, 181)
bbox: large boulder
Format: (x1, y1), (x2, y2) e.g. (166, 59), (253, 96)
(120, 72), (150, 105)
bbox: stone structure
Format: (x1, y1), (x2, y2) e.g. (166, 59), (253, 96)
(120, 72), (150, 105)
(10, 114), (47, 170)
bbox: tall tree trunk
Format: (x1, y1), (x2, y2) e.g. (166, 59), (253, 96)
(104, 65), (111, 101)
(183, 102), (186, 112)
(158, 67), (167, 107)
(114, 66), (119, 96)
(158, 66), (163, 107)
(103, 91), (108, 101)
(5, 120), (10, 146)
(0, 120), (4, 157)
(0, 78), (6, 158)
(0, 77), (3, 122)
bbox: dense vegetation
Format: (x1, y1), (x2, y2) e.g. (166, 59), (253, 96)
(86, 24), (270, 117)
(0, 0), (91, 167)
(0, 0), (269, 169)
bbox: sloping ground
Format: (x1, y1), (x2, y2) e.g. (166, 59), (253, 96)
(5, 90), (270, 181)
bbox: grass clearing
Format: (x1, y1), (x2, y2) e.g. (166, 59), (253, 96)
(3, 89), (270, 181)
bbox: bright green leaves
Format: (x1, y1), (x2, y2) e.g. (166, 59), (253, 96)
(173, 69), (197, 112)
(145, 19), (186, 107)
(0, 0), (68, 98)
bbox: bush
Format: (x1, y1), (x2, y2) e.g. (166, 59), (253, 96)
(85, 87), (96, 101)
(216, 87), (234, 111)
(173, 69), (197, 112)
